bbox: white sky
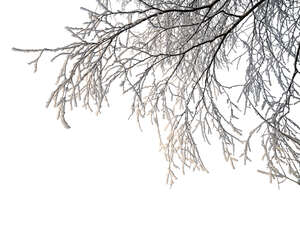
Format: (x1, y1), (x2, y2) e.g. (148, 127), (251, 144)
(1, 1), (299, 230)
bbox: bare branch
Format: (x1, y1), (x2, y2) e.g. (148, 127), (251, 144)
(14, 0), (300, 186)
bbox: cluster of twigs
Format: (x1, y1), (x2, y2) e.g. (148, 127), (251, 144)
(14, 0), (300, 186)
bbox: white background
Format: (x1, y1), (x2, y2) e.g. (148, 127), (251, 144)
(1, 1), (299, 229)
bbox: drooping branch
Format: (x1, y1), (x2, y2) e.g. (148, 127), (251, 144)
(13, 0), (300, 186)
